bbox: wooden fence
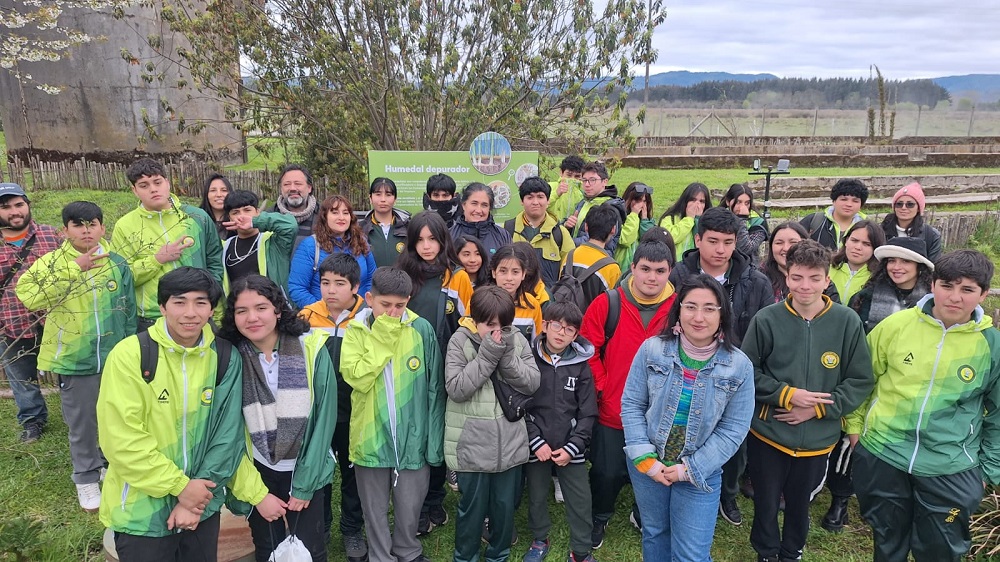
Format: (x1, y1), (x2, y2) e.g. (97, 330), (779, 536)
(2, 157), (369, 210)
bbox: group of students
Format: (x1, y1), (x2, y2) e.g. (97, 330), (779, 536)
(0, 154), (998, 562)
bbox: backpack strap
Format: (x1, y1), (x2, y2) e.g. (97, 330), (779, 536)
(551, 224), (564, 248)
(214, 337), (233, 386)
(138, 331), (158, 384)
(504, 218), (516, 237)
(577, 256), (617, 285)
(603, 288), (620, 356)
(807, 212), (826, 240)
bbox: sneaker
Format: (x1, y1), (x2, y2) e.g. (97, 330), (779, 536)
(591, 519), (608, 550)
(19, 422), (43, 443)
(552, 476), (564, 503)
(629, 506), (642, 532)
(76, 482), (101, 513)
(739, 477), (755, 499)
(416, 511), (435, 537)
(568, 554), (598, 562)
(523, 539), (550, 562)
(343, 531), (368, 562)
(719, 498), (743, 526)
(428, 504), (449, 527)
(447, 470), (459, 492)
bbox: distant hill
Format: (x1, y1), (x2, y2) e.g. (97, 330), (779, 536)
(643, 71), (778, 88)
(932, 74), (1000, 103)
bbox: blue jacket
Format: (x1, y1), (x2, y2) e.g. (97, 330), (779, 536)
(288, 235), (376, 307)
(621, 337), (755, 493)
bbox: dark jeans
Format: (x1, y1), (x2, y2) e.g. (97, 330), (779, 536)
(0, 335), (46, 426)
(825, 433), (855, 498)
(455, 467), (523, 562)
(853, 444), (983, 562)
(114, 513), (220, 562)
(748, 433), (828, 560)
(589, 423), (633, 523)
(323, 421), (365, 535)
(247, 461), (327, 562)
(421, 463), (447, 513)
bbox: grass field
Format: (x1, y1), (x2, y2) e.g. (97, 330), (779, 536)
(0, 395), (875, 561)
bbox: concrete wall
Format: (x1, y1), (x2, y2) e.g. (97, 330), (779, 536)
(747, 174), (1000, 200)
(0, 1), (241, 163)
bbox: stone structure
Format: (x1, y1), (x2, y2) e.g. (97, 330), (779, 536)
(0, 1), (241, 164)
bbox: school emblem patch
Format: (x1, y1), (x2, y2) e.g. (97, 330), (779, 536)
(958, 365), (976, 383)
(445, 300), (455, 314)
(106, 279), (118, 292)
(200, 387), (214, 406)
(407, 356), (421, 371)
(820, 352), (840, 369)
(396, 242), (405, 253)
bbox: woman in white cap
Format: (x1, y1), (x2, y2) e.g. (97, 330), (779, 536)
(847, 236), (935, 334)
(880, 182), (942, 262)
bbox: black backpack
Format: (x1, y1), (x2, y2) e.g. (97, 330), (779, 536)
(137, 331), (233, 385)
(550, 249), (617, 312)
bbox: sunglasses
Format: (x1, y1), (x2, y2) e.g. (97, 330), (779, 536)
(894, 200), (917, 209)
(633, 184), (653, 195)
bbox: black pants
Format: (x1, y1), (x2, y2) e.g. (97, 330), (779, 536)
(853, 444), (984, 562)
(825, 433), (854, 498)
(115, 513), (220, 562)
(721, 436), (748, 503)
(247, 461), (327, 562)
(323, 421), (365, 535)
(589, 423), (633, 523)
(748, 433), (828, 560)
(422, 464), (447, 513)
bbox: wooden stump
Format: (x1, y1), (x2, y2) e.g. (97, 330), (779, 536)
(102, 508), (255, 561)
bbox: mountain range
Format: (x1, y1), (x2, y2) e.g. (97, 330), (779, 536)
(642, 71), (1000, 102)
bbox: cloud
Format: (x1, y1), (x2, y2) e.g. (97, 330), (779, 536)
(642, 0), (1000, 79)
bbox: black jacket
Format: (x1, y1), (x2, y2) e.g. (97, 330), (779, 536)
(669, 248), (773, 345)
(268, 202), (319, 252)
(360, 208), (410, 267)
(450, 215), (513, 260)
(527, 335), (598, 462)
(881, 222), (943, 263)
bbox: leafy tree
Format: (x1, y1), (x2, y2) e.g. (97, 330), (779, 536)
(152, 0), (655, 183)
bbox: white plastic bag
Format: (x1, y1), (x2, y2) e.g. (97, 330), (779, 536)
(269, 534), (311, 562)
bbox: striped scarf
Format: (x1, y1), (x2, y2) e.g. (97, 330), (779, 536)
(240, 334), (311, 465)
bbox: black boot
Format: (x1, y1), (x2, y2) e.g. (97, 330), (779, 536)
(821, 495), (850, 532)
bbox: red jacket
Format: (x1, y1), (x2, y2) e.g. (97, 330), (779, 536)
(580, 287), (675, 429)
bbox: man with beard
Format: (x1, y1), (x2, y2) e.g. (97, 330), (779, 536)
(0, 183), (62, 442)
(270, 164), (321, 251)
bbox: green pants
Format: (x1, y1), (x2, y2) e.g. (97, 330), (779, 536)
(454, 467), (523, 562)
(525, 460), (593, 556)
(853, 444), (984, 562)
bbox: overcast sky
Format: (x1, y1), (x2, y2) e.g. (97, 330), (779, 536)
(643, 0), (998, 79)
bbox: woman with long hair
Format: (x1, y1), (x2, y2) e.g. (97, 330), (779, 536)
(222, 275), (337, 562)
(659, 182), (712, 261)
(289, 195), (376, 307)
(621, 274), (754, 560)
(829, 220), (886, 305)
(449, 182), (513, 258)
(615, 182), (657, 270)
(848, 236), (935, 334)
(719, 183), (768, 266)
(880, 182), (942, 262)
(760, 222), (808, 302)
(200, 173), (233, 239)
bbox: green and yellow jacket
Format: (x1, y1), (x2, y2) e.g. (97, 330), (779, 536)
(614, 211), (656, 271)
(828, 262), (871, 306)
(221, 211), (298, 296)
(845, 296), (1000, 483)
(227, 329), (338, 510)
(16, 240), (136, 375)
(97, 320), (246, 537)
(110, 197), (224, 320)
(508, 210), (575, 289)
(742, 296), (874, 457)
(341, 308), (445, 470)
(659, 214), (697, 262)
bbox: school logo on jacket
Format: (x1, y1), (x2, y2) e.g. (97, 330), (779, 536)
(564, 376), (577, 392)
(407, 356), (421, 371)
(445, 300), (455, 314)
(958, 365), (976, 383)
(200, 387), (214, 406)
(396, 242), (405, 253)
(106, 279), (118, 292)
(820, 352), (840, 369)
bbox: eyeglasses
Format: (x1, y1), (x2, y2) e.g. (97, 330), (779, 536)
(633, 183), (653, 195)
(544, 321), (578, 335)
(581, 177), (603, 185)
(894, 200), (917, 209)
(679, 302), (722, 315)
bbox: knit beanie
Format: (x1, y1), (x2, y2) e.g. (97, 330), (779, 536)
(892, 182), (926, 214)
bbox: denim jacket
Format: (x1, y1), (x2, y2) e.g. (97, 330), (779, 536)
(621, 337), (755, 493)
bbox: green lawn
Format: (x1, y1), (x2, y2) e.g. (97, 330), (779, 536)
(0, 394), (873, 561)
